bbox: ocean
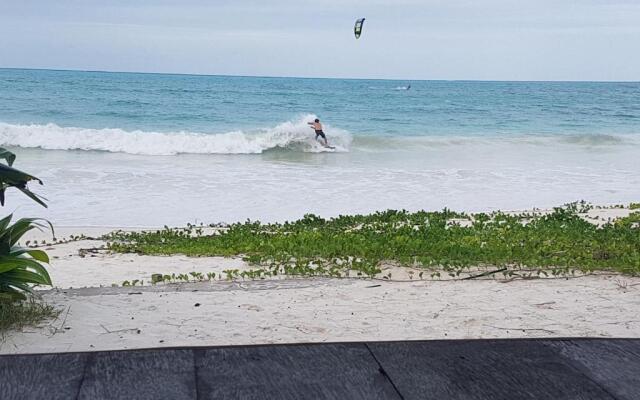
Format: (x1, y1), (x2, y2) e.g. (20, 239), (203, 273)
(1, 68), (639, 226)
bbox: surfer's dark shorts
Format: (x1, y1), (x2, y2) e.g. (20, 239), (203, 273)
(315, 130), (326, 139)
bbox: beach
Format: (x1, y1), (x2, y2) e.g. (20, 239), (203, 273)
(2, 205), (640, 354)
(1, 69), (639, 356)
(3, 2), (640, 397)
(5, 275), (640, 354)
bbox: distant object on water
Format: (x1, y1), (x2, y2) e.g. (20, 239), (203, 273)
(354, 18), (365, 39)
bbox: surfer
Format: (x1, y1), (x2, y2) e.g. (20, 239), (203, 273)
(308, 118), (329, 147)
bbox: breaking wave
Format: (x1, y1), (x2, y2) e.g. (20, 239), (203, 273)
(1, 115), (637, 156)
(0, 115), (351, 155)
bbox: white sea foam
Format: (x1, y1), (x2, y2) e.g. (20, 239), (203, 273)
(7, 124), (640, 227)
(350, 132), (640, 152)
(1, 116), (637, 158)
(0, 115), (351, 155)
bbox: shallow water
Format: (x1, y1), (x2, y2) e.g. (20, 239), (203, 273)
(1, 69), (639, 226)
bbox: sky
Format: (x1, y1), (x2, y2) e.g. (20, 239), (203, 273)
(1, 0), (639, 81)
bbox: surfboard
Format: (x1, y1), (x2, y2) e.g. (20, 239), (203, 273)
(315, 138), (335, 150)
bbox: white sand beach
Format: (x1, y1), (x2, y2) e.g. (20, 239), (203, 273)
(2, 206), (639, 354)
(3, 275), (640, 355)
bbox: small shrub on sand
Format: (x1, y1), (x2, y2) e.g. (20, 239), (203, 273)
(107, 204), (640, 280)
(0, 298), (59, 336)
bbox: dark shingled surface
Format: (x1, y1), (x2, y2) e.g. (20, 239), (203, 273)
(195, 343), (400, 400)
(0, 353), (88, 400)
(78, 349), (197, 400)
(369, 340), (617, 400)
(544, 339), (640, 400)
(0, 339), (638, 400)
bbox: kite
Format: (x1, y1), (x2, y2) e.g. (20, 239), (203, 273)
(354, 18), (365, 39)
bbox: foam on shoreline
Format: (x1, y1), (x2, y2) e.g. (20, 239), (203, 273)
(0, 116), (351, 155)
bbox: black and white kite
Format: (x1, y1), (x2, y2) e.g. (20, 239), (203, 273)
(354, 18), (365, 39)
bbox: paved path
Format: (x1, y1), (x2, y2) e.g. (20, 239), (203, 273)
(1, 339), (639, 399)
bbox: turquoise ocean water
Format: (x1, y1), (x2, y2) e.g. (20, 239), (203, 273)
(0, 68), (638, 226)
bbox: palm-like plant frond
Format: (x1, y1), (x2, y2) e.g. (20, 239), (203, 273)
(0, 149), (52, 300)
(0, 148), (47, 208)
(0, 215), (52, 300)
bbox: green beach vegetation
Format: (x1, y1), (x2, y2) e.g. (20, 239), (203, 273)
(0, 299), (58, 339)
(107, 203), (640, 281)
(0, 148), (56, 334)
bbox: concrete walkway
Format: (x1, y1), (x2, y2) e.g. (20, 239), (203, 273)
(1, 339), (639, 399)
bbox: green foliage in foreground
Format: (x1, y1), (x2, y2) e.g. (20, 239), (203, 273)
(0, 298), (59, 335)
(0, 148), (53, 334)
(0, 215), (53, 300)
(0, 147), (46, 208)
(107, 207), (640, 279)
(0, 148), (52, 301)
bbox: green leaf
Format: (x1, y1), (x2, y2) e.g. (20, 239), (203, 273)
(0, 214), (13, 232)
(0, 285), (27, 300)
(0, 256), (45, 271)
(16, 187), (48, 208)
(24, 250), (50, 263)
(0, 218), (51, 247)
(2, 281), (32, 294)
(1, 268), (51, 285)
(0, 163), (41, 185)
(25, 262), (52, 284)
(0, 261), (20, 274)
(0, 162), (46, 207)
(0, 148), (16, 167)
(0, 150), (53, 298)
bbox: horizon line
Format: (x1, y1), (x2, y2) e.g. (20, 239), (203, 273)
(1, 67), (639, 84)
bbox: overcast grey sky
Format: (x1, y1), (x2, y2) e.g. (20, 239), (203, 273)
(1, 0), (639, 81)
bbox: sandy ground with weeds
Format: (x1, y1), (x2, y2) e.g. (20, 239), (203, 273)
(24, 206), (638, 288)
(2, 276), (640, 354)
(2, 206), (639, 354)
